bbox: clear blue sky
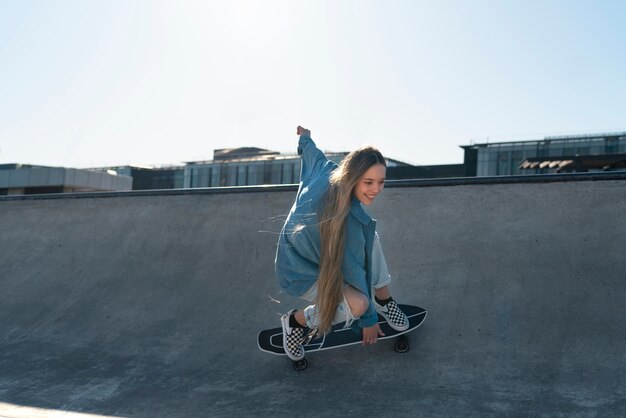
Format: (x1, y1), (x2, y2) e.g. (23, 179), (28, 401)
(1, 0), (625, 168)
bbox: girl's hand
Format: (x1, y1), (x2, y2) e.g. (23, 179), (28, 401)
(362, 324), (385, 345)
(297, 126), (310, 137)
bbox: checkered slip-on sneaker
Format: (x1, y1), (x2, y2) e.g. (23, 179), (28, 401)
(280, 310), (306, 361)
(374, 298), (409, 331)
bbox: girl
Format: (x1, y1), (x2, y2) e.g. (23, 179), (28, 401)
(275, 126), (408, 361)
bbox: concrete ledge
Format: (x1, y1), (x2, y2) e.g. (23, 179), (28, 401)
(1, 171), (625, 201)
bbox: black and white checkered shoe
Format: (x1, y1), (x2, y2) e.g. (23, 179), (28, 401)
(280, 310), (306, 361)
(374, 298), (409, 331)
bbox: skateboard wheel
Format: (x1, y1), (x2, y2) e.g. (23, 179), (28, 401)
(293, 358), (308, 371)
(394, 335), (409, 353)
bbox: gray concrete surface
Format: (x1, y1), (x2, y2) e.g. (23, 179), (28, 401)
(0, 177), (625, 417)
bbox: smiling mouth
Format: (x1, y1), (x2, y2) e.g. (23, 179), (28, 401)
(365, 194), (376, 200)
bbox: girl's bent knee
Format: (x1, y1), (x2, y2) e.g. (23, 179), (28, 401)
(349, 296), (369, 318)
(343, 286), (370, 318)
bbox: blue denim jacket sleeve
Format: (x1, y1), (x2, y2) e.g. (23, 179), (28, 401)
(298, 134), (334, 183)
(359, 301), (378, 328)
(343, 245), (378, 328)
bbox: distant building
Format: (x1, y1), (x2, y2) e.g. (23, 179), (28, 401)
(461, 132), (626, 176)
(97, 165), (185, 190)
(386, 163), (465, 180)
(184, 149), (317, 188)
(0, 164), (132, 195)
(12, 131), (624, 196)
(183, 147), (414, 188)
(94, 147), (421, 191)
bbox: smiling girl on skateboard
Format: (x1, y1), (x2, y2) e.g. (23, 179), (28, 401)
(274, 126), (409, 361)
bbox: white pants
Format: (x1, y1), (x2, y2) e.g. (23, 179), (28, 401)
(301, 232), (392, 328)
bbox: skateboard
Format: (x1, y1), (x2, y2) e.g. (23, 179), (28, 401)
(258, 304), (427, 371)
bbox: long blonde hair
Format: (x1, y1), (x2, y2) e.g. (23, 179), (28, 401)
(315, 146), (386, 334)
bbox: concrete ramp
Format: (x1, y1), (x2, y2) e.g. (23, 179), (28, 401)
(1, 177), (625, 417)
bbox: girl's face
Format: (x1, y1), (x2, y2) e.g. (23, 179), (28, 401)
(353, 163), (386, 206)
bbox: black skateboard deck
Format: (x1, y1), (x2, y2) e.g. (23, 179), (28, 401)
(258, 304), (427, 370)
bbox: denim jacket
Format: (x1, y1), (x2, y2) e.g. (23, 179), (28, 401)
(274, 134), (378, 328)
